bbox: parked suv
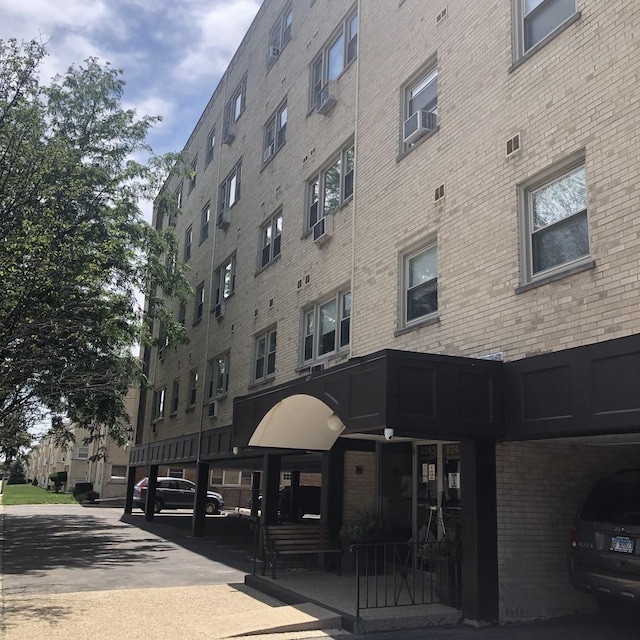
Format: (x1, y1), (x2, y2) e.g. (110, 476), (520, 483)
(133, 477), (224, 515)
(568, 468), (640, 612)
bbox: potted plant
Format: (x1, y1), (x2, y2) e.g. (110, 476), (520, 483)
(340, 510), (388, 573)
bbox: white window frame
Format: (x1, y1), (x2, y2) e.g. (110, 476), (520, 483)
(76, 446), (89, 460)
(302, 290), (351, 364)
(194, 282), (205, 323)
(403, 65), (438, 151)
(260, 211), (283, 269)
(403, 243), (438, 326)
(263, 101), (288, 163)
(210, 469), (224, 486)
(207, 352), (230, 402)
(168, 468), (185, 478)
(170, 378), (180, 415)
(175, 183), (183, 209)
(153, 387), (166, 421)
(201, 203), (210, 242)
(254, 327), (277, 382)
(223, 77), (247, 135)
(515, 0), (577, 58)
(184, 226), (192, 261)
(188, 370), (198, 407)
(309, 9), (358, 111)
(110, 465), (127, 482)
(521, 159), (589, 283)
(307, 143), (354, 231)
(268, 4), (292, 64)
(218, 162), (241, 227)
(205, 129), (215, 166)
(213, 255), (236, 308)
(188, 157), (197, 194)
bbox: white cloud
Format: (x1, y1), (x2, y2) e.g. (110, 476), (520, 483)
(174, 0), (261, 82)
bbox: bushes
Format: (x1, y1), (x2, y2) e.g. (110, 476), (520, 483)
(72, 482), (100, 503)
(48, 471), (68, 492)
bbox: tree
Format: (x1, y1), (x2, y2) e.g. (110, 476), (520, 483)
(0, 39), (190, 451)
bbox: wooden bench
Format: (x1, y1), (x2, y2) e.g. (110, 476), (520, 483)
(261, 523), (343, 579)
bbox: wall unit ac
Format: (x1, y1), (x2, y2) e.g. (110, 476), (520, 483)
(316, 82), (337, 115)
(213, 302), (225, 320)
(265, 46), (279, 65)
(312, 215), (332, 245)
(222, 124), (235, 145)
(263, 143), (275, 163)
(216, 210), (230, 230)
(403, 110), (437, 145)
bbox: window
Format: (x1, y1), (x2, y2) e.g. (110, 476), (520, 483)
(153, 387), (166, 420)
(205, 129), (215, 166)
(260, 211), (283, 269)
(110, 465), (127, 482)
(263, 101), (287, 163)
(310, 10), (358, 110)
(223, 77), (247, 137)
(302, 291), (351, 363)
(201, 203), (210, 242)
(254, 328), (277, 382)
(175, 183), (183, 210)
(516, 0), (577, 57)
(77, 446), (89, 460)
(267, 4), (292, 64)
(213, 256), (236, 314)
(188, 370), (198, 407)
(217, 470), (252, 486)
(194, 282), (205, 323)
(218, 162), (241, 228)
(210, 469), (224, 486)
(188, 158), (197, 193)
(171, 378), (180, 414)
(403, 66), (438, 150)
(403, 244), (438, 325)
(307, 144), (354, 231)
(168, 468), (185, 478)
(207, 353), (230, 404)
(178, 302), (186, 326)
(184, 226), (193, 261)
(522, 162), (588, 281)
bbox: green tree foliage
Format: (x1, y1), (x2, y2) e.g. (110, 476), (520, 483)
(0, 39), (190, 451)
(7, 458), (27, 484)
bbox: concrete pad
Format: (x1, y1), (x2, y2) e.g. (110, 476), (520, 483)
(3, 583), (343, 640)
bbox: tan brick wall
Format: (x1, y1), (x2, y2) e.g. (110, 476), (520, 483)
(496, 442), (640, 621)
(342, 450), (377, 524)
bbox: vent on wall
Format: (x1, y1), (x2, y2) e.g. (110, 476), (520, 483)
(434, 183), (445, 202)
(436, 7), (448, 24)
(506, 133), (521, 157)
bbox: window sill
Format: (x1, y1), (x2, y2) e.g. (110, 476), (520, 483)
(396, 126), (439, 163)
(301, 199), (352, 240)
(515, 259), (595, 294)
(295, 351), (349, 374)
(260, 142), (286, 173)
(185, 405), (196, 413)
(199, 234), (209, 246)
(247, 376), (276, 391)
(509, 12), (581, 73)
(192, 317), (202, 327)
(395, 313), (440, 337)
(255, 253), (281, 277)
(169, 411), (178, 418)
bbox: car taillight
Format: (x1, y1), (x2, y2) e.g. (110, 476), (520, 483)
(570, 526), (578, 551)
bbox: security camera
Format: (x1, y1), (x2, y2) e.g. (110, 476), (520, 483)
(384, 428), (394, 441)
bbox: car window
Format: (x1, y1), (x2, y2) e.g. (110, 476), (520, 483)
(178, 480), (194, 491)
(580, 476), (640, 526)
(159, 479), (176, 490)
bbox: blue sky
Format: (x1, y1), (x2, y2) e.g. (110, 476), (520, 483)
(1, 0), (261, 220)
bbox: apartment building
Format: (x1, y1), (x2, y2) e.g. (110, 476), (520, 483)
(128, 0), (640, 624)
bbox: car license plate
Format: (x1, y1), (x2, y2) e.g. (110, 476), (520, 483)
(610, 536), (635, 554)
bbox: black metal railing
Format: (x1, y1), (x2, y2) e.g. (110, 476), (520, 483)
(351, 540), (461, 618)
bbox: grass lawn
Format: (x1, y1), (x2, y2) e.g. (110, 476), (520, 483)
(2, 483), (78, 505)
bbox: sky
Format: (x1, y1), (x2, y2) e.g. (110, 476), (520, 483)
(0, 0), (262, 221)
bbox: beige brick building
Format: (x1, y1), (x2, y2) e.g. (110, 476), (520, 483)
(128, 0), (640, 625)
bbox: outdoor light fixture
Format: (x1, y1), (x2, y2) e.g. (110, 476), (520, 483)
(384, 428), (394, 441)
(233, 446), (240, 455)
(326, 413), (344, 432)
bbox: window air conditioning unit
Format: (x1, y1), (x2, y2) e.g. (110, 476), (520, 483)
(312, 215), (332, 245)
(403, 110), (437, 145)
(316, 82), (337, 115)
(265, 46), (279, 65)
(222, 124), (235, 145)
(263, 143), (275, 163)
(214, 302), (225, 320)
(216, 210), (229, 230)
(310, 362), (325, 373)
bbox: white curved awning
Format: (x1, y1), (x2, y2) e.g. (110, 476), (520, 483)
(248, 393), (344, 450)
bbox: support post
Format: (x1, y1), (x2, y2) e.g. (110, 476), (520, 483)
(144, 464), (159, 522)
(250, 471), (261, 519)
(192, 461), (210, 537)
(261, 454), (281, 526)
(321, 439), (345, 533)
(288, 470), (300, 522)
(124, 466), (136, 514)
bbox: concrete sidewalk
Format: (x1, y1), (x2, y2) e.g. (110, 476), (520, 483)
(0, 503), (344, 639)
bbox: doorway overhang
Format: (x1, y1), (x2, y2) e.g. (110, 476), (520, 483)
(233, 349), (504, 450)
